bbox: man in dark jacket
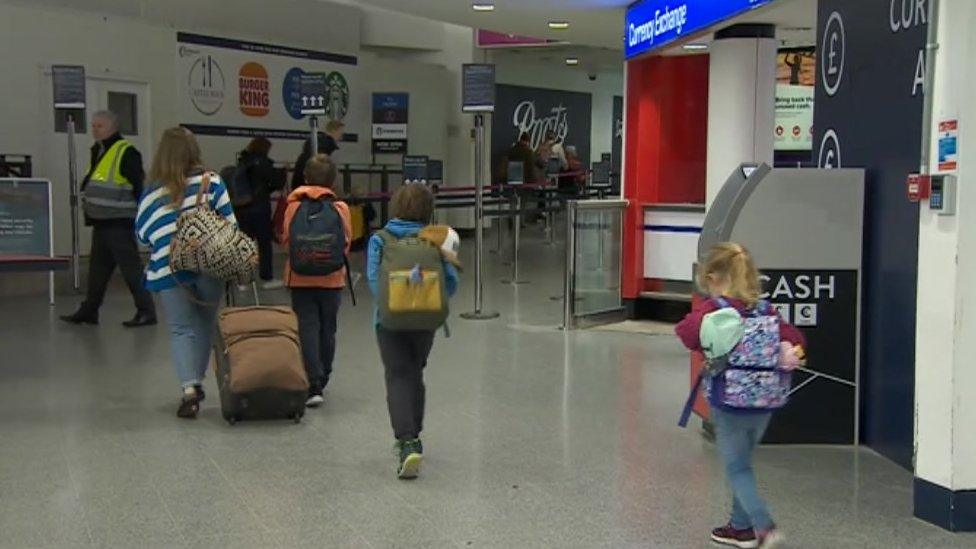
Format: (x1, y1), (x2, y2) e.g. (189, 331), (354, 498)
(291, 120), (344, 189)
(233, 137), (284, 287)
(61, 110), (156, 327)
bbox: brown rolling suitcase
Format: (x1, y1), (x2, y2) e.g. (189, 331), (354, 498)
(213, 300), (309, 425)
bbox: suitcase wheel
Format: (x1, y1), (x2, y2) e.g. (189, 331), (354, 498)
(226, 415), (238, 426)
(290, 412), (302, 424)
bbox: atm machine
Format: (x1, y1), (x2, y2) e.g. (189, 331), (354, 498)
(691, 163), (865, 444)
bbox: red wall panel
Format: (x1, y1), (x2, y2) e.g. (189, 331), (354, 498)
(622, 55), (709, 299)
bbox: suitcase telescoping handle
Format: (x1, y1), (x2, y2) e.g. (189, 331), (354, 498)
(225, 281), (261, 307)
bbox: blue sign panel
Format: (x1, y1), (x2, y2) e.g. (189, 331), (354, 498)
(624, 0), (778, 59)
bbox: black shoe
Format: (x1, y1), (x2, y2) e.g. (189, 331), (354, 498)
(177, 393), (202, 419)
(60, 310), (99, 325)
(122, 312), (157, 328)
(193, 384), (206, 402)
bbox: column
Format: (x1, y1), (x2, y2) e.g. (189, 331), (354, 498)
(705, 24), (777, 207)
(914, 0), (976, 532)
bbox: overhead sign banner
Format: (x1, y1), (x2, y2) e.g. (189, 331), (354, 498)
(52, 65), (86, 109)
(372, 92), (408, 154)
(491, 84), (592, 182)
(176, 32), (360, 140)
(624, 0), (778, 59)
(462, 64), (496, 113)
(775, 49), (816, 151)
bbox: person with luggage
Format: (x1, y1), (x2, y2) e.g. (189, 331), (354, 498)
(675, 242), (806, 549)
(135, 127), (237, 419)
(230, 137), (285, 289)
(366, 183), (460, 479)
(281, 154), (352, 408)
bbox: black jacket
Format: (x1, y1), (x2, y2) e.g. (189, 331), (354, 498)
(291, 133), (339, 189)
(236, 150), (283, 212)
(82, 132), (145, 227)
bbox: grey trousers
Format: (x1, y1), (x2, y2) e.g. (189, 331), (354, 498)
(376, 327), (435, 441)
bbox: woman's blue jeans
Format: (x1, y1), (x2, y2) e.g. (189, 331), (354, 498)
(158, 276), (223, 390)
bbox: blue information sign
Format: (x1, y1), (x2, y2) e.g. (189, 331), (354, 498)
(624, 0), (778, 59)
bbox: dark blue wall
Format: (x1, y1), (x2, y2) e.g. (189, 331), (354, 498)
(813, 0), (926, 469)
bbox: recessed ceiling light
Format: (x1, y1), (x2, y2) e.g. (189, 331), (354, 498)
(682, 43), (709, 51)
(548, 21), (570, 30)
(472, 3), (495, 11)
(565, 57), (580, 66)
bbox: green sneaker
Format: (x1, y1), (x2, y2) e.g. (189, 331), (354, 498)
(397, 438), (423, 479)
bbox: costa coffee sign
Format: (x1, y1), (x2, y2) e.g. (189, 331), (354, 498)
(492, 84), (592, 180)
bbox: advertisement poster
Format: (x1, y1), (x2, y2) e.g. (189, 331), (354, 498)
(176, 32), (360, 141)
(491, 84), (592, 181)
(938, 119), (958, 171)
(372, 93), (408, 154)
(775, 49), (816, 151)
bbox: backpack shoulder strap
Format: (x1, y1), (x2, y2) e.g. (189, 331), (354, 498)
(756, 300), (772, 314)
(376, 229), (396, 244)
(713, 297), (731, 309)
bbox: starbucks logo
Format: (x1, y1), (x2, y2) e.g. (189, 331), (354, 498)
(325, 71), (349, 121)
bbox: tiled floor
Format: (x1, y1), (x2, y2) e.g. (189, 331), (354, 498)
(1, 228), (973, 548)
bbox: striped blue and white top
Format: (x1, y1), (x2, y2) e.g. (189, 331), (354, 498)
(135, 172), (237, 292)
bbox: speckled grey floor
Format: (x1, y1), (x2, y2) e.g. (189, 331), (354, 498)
(1, 227), (973, 548)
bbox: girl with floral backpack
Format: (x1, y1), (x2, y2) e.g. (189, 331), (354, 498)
(675, 243), (806, 549)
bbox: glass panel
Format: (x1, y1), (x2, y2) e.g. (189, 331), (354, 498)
(107, 92), (138, 135)
(573, 207), (622, 316)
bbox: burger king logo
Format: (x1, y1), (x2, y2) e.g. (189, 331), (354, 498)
(239, 62), (270, 117)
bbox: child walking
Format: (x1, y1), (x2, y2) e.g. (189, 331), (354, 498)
(282, 154), (352, 408)
(675, 243), (805, 549)
(366, 183), (459, 479)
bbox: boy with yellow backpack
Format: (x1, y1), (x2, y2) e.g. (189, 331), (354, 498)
(366, 183), (460, 479)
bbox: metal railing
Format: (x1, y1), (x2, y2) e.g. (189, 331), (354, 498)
(563, 199), (628, 330)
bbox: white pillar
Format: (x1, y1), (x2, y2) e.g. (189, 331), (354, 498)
(705, 25), (777, 207)
(914, 0), (976, 532)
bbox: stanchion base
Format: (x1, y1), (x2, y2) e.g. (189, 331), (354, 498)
(460, 311), (500, 320)
(501, 279), (530, 285)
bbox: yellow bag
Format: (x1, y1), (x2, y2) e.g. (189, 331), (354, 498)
(349, 204), (365, 241)
(388, 270), (443, 313)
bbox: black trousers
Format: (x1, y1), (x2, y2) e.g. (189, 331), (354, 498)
(81, 224), (155, 315)
(237, 205), (274, 281)
(290, 288), (342, 391)
(376, 327), (436, 441)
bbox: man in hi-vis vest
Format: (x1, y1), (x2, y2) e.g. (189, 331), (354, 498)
(61, 110), (157, 327)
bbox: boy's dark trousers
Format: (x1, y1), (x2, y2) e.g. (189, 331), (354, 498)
(290, 288), (342, 391)
(376, 327), (435, 440)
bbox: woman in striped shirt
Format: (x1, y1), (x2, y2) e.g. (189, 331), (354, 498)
(135, 127), (237, 418)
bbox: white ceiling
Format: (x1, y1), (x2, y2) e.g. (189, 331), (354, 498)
(353, 0), (818, 52)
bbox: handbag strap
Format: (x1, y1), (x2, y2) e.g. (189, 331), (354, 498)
(678, 371), (706, 428)
(195, 172), (216, 208)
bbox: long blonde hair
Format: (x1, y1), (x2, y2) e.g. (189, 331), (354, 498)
(149, 127), (204, 205)
(698, 242), (762, 307)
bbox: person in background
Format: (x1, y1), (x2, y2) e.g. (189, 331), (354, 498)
(366, 183), (459, 479)
(281, 154), (352, 408)
(291, 120), (345, 189)
(675, 242), (805, 549)
(135, 127), (236, 419)
(559, 145), (586, 196)
(234, 137), (284, 289)
(61, 110), (157, 327)
(506, 132), (535, 184)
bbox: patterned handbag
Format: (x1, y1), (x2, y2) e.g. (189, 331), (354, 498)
(169, 173), (258, 284)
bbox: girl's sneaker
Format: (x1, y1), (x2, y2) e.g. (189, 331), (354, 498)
(757, 526), (784, 548)
(711, 523), (758, 549)
(396, 439), (423, 480)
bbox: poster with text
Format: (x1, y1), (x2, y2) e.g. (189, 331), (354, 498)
(775, 49), (816, 151)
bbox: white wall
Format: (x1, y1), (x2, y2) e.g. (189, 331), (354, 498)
(914, 0), (976, 491)
(0, 0), (460, 253)
(491, 55), (624, 165)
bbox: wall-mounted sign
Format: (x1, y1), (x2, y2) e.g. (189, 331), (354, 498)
(372, 92), (409, 154)
(299, 73), (327, 116)
(462, 64), (496, 113)
(776, 49), (815, 151)
(938, 119), (958, 172)
(624, 0), (778, 59)
(52, 65), (86, 109)
(403, 155), (429, 183)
